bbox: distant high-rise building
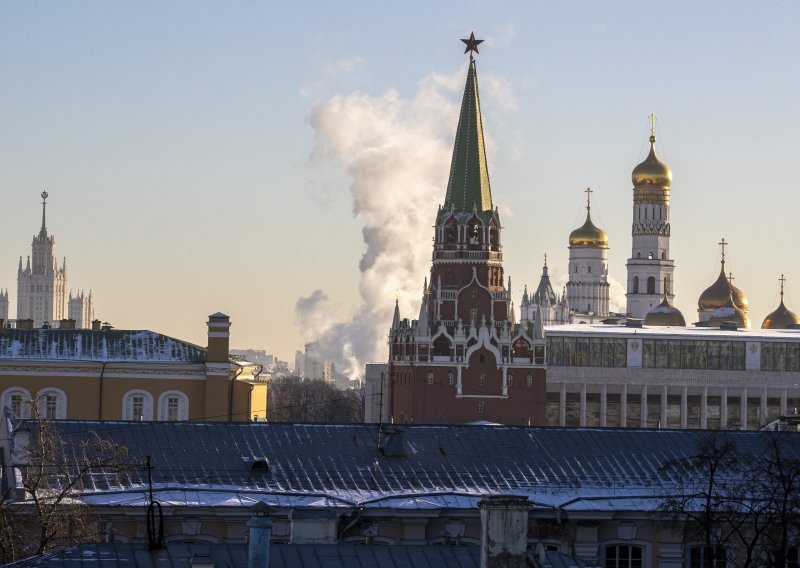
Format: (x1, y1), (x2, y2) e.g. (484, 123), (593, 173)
(0, 290), (8, 321)
(294, 350), (305, 377)
(14, 192), (97, 328)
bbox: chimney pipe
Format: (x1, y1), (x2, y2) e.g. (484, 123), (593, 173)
(478, 495), (529, 568)
(248, 502), (272, 568)
(60, 319), (76, 330)
(91, 319), (102, 331)
(16, 319), (33, 330)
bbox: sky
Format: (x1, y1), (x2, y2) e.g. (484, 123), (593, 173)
(2, 1), (800, 377)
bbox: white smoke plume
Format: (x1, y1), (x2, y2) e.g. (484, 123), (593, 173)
(299, 72), (465, 379)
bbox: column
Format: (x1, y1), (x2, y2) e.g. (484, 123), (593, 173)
(502, 366), (508, 396)
(700, 386), (708, 429)
(661, 386), (668, 429)
(721, 387), (728, 429)
(559, 383), (566, 427)
(761, 388), (768, 427)
(579, 383), (587, 427)
(681, 386), (688, 429)
(620, 383), (628, 427)
(640, 385), (648, 428)
(781, 388), (788, 416)
(741, 387), (748, 430)
(456, 366), (463, 396)
(600, 384), (607, 427)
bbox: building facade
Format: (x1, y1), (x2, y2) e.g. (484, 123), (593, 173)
(388, 41), (545, 426)
(545, 323), (800, 430)
(0, 313), (265, 422)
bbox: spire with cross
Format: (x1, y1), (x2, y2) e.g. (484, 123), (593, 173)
(719, 238), (727, 268)
(780, 274), (787, 302)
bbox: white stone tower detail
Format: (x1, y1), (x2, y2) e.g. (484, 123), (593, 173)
(567, 188), (610, 318)
(68, 290), (94, 328)
(17, 192), (67, 326)
(626, 117), (675, 319)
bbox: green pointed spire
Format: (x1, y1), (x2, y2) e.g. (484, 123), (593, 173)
(444, 55), (493, 213)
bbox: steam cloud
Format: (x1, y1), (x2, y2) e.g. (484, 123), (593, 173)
(299, 72), (465, 380)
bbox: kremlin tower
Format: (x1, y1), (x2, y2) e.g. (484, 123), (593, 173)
(388, 35), (545, 426)
(625, 116), (676, 319)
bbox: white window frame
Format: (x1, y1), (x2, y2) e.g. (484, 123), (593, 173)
(477, 401), (485, 414)
(122, 390), (154, 421)
(36, 388), (67, 420)
(602, 540), (649, 568)
(1, 387), (32, 419)
(157, 390), (189, 421)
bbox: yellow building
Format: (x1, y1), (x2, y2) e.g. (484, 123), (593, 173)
(0, 313), (266, 422)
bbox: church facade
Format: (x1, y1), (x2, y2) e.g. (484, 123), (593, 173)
(388, 38), (545, 426)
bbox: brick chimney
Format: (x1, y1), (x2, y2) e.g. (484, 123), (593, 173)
(478, 495), (529, 568)
(248, 502), (272, 568)
(91, 319), (102, 331)
(205, 313), (231, 421)
(16, 319), (34, 330)
(59, 319), (76, 330)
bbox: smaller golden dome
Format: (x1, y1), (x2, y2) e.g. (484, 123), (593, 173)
(569, 189), (608, 248)
(632, 136), (672, 189)
(762, 277), (800, 329)
(707, 292), (750, 328)
(644, 292), (686, 327)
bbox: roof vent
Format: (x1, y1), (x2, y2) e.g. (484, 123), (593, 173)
(189, 554), (216, 568)
(380, 427), (405, 457)
(626, 318), (643, 328)
(720, 321), (739, 331)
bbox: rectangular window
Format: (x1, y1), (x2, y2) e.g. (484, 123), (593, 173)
(606, 393), (621, 427)
(447, 372), (454, 386)
(10, 395), (22, 420)
(527, 374), (533, 387)
(166, 397), (179, 421)
(479, 374), (486, 386)
(605, 544), (643, 568)
(546, 392), (560, 426)
(427, 372), (434, 385)
(646, 394), (661, 428)
(788, 343), (800, 372)
(590, 338), (603, 367)
(565, 393), (580, 427)
(586, 393), (601, 427)
(626, 394), (641, 428)
(133, 396), (144, 421)
(643, 340), (655, 368)
(655, 340), (669, 368)
(45, 394), (57, 420)
(507, 374), (513, 387)
(614, 339), (627, 367)
(477, 401), (485, 414)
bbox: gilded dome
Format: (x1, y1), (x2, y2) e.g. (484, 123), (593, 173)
(762, 301), (800, 330)
(762, 279), (800, 329)
(707, 293), (750, 328)
(644, 293), (686, 327)
(632, 136), (672, 189)
(698, 266), (748, 312)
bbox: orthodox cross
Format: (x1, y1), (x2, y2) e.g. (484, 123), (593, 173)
(461, 32), (483, 58)
(780, 274), (787, 301)
(585, 187), (592, 211)
(543, 253), (548, 267)
(729, 273), (735, 284)
(648, 113), (657, 137)
(718, 238), (727, 265)
(41, 190), (48, 204)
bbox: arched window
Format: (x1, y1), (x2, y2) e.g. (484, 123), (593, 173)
(158, 391), (189, 421)
(122, 390), (153, 421)
(648, 251), (654, 260)
(632, 276), (639, 294)
(507, 374), (513, 387)
(647, 276), (656, 294)
(36, 388), (67, 420)
(2, 387), (32, 419)
(604, 544), (644, 568)
(433, 335), (451, 357)
(661, 250), (666, 260)
(477, 401), (485, 414)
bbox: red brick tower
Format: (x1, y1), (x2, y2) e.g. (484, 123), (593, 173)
(388, 35), (545, 425)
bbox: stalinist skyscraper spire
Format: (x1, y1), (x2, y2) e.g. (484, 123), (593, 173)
(625, 115), (675, 319)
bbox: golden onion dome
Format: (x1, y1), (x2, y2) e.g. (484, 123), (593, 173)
(762, 301), (800, 329)
(698, 266), (748, 312)
(762, 278), (800, 329)
(707, 293), (750, 328)
(569, 191), (608, 248)
(632, 135), (672, 189)
(644, 292), (686, 327)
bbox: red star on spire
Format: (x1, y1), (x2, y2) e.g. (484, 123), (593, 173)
(460, 32), (483, 55)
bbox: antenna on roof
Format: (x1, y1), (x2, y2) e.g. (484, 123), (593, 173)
(145, 455), (164, 549)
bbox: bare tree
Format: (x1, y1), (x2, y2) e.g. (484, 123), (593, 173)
(0, 402), (130, 562)
(268, 376), (364, 423)
(758, 433), (800, 566)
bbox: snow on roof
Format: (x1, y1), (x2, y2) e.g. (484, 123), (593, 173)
(544, 323), (800, 341)
(0, 329), (206, 363)
(11, 421), (800, 511)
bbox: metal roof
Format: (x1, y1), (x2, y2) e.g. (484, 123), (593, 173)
(12, 421), (800, 510)
(0, 329), (206, 363)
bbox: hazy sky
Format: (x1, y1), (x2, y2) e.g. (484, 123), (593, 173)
(2, 2), (800, 373)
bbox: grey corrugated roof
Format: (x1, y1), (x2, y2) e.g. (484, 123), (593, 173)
(0, 329), (206, 363)
(7, 543), (480, 568)
(16, 421), (800, 509)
